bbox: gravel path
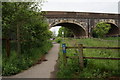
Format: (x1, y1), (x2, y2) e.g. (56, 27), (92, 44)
(4, 43), (60, 78)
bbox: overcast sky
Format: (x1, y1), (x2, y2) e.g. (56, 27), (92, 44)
(42, 0), (120, 14)
(41, 0), (120, 35)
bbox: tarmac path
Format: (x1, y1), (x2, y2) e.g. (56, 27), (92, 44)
(4, 43), (60, 78)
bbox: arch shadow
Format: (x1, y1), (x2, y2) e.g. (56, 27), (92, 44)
(50, 22), (87, 38)
(106, 23), (119, 37)
(93, 22), (119, 37)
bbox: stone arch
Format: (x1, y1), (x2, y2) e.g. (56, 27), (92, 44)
(94, 21), (119, 37)
(50, 20), (87, 38)
(50, 20), (86, 31)
(105, 22), (119, 36)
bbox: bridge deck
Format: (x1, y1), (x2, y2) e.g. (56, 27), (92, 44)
(43, 11), (119, 19)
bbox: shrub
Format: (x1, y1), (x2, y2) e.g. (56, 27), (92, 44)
(55, 37), (62, 43)
(2, 41), (52, 76)
(93, 22), (111, 38)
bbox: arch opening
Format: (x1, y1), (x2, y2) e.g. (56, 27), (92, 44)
(93, 22), (119, 37)
(106, 23), (119, 37)
(52, 22), (87, 38)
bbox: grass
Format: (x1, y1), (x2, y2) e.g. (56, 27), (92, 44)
(57, 37), (120, 78)
(0, 53), (1, 76)
(2, 41), (53, 76)
(55, 37), (63, 43)
(102, 37), (120, 41)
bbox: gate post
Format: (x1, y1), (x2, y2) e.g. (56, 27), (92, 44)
(6, 39), (10, 57)
(78, 44), (84, 69)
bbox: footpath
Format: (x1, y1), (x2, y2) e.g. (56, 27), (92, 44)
(4, 43), (60, 78)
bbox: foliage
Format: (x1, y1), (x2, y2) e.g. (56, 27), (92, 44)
(2, 2), (51, 42)
(2, 2), (53, 76)
(58, 27), (74, 37)
(93, 22), (111, 38)
(51, 30), (56, 38)
(2, 2), (52, 52)
(2, 41), (52, 76)
(55, 37), (62, 43)
(57, 38), (120, 78)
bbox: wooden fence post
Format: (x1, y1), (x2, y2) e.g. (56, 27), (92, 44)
(6, 39), (10, 57)
(17, 24), (21, 54)
(63, 52), (67, 66)
(78, 44), (84, 69)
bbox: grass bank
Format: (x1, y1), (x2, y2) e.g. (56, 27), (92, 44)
(57, 38), (120, 78)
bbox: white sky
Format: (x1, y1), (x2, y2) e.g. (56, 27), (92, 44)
(49, 26), (61, 36)
(41, 0), (120, 35)
(42, 0), (120, 14)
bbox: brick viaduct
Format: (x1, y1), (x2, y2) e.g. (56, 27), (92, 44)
(44, 11), (120, 38)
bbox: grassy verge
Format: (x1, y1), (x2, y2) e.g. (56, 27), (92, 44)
(2, 41), (53, 76)
(102, 37), (120, 41)
(57, 38), (120, 78)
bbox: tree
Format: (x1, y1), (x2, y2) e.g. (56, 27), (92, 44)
(2, 2), (53, 76)
(58, 27), (74, 37)
(2, 2), (52, 54)
(92, 22), (111, 38)
(52, 30), (56, 38)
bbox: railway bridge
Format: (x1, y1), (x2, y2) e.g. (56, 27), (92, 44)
(44, 11), (120, 38)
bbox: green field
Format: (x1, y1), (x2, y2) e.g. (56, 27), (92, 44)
(57, 37), (120, 78)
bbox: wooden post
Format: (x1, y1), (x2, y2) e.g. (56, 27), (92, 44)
(78, 44), (84, 68)
(63, 52), (67, 66)
(6, 39), (10, 57)
(17, 24), (21, 54)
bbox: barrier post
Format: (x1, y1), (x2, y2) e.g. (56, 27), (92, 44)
(78, 44), (84, 69)
(62, 43), (67, 66)
(6, 39), (10, 57)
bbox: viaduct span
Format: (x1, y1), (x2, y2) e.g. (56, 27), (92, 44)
(44, 11), (120, 38)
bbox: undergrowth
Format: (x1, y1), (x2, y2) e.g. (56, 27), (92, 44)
(57, 38), (120, 78)
(2, 41), (52, 76)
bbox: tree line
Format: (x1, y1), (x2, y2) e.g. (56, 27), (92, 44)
(2, 2), (53, 76)
(2, 2), (52, 54)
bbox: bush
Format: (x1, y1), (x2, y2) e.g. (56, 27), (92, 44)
(55, 37), (62, 43)
(2, 41), (52, 76)
(93, 22), (111, 38)
(2, 2), (53, 76)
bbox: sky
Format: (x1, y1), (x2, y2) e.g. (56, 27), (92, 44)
(42, 0), (119, 14)
(49, 26), (61, 36)
(41, 0), (120, 36)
